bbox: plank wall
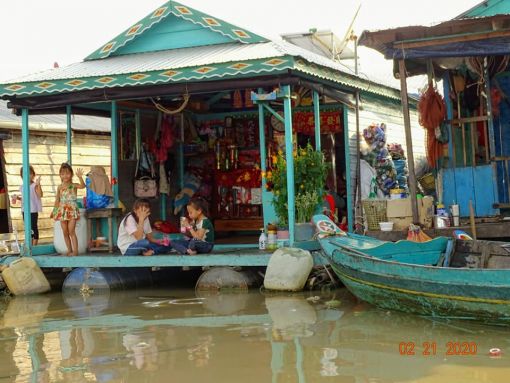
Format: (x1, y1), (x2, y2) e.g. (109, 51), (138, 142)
(4, 131), (111, 241)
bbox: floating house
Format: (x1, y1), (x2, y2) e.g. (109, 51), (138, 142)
(0, 1), (426, 268)
(359, 0), (510, 238)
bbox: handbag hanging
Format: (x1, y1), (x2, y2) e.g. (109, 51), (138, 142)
(134, 145), (158, 198)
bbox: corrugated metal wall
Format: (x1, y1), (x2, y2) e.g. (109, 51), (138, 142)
(4, 131), (111, 241)
(346, 96), (426, 196)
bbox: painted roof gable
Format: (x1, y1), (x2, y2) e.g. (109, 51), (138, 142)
(85, 1), (268, 61)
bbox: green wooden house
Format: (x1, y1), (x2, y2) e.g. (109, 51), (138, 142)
(0, 1), (423, 268)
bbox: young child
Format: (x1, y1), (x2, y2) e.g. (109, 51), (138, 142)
(171, 197), (214, 255)
(51, 163), (85, 256)
(14, 165), (43, 245)
(117, 198), (169, 256)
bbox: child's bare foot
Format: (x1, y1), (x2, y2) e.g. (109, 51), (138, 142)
(186, 249), (197, 255)
(143, 249), (154, 256)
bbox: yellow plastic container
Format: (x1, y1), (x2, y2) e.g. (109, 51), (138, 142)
(1, 257), (50, 295)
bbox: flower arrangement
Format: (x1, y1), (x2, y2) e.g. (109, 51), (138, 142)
(263, 143), (328, 225)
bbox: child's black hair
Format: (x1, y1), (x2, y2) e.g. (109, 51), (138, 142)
(124, 198), (151, 226)
(188, 197), (209, 216)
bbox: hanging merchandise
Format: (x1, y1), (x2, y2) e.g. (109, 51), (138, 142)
(134, 145), (157, 199)
(418, 82), (446, 168)
(361, 123), (397, 196)
(244, 89), (254, 108)
(159, 163), (170, 194)
(233, 90), (243, 108)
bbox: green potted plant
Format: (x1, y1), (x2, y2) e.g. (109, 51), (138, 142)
(268, 143), (328, 241)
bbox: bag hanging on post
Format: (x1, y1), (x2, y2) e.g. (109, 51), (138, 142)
(134, 176), (158, 198)
(134, 146), (158, 198)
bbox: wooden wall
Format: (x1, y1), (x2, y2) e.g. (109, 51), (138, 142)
(4, 130), (111, 242)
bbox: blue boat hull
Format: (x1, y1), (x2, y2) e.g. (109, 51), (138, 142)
(313, 215), (510, 321)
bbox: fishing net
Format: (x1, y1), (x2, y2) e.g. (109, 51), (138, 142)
(407, 224), (432, 242)
(418, 83), (446, 168)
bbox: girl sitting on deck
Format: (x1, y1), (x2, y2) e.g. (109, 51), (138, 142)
(51, 163), (85, 256)
(117, 198), (169, 256)
(171, 197), (214, 255)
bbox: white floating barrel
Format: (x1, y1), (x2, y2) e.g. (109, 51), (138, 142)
(264, 247), (313, 291)
(54, 208), (88, 255)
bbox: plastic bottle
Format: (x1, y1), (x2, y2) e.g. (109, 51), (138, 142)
(267, 227), (277, 250)
(258, 229), (267, 250)
(11, 227), (20, 253)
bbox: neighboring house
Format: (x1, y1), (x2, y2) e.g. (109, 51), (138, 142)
(0, 101), (111, 241)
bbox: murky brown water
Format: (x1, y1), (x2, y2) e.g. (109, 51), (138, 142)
(0, 287), (509, 383)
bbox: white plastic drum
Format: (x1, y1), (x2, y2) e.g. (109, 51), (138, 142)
(54, 209), (88, 255)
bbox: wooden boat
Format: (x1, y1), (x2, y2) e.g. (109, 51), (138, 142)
(313, 214), (510, 322)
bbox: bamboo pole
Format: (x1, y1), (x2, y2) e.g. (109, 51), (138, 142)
(398, 60), (419, 224)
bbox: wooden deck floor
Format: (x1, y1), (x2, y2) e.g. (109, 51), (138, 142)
(0, 243), (327, 268)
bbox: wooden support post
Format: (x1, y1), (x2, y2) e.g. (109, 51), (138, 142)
(135, 109), (141, 160)
(282, 85), (296, 245)
(398, 60), (419, 224)
(66, 105), (72, 165)
(442, 74), (455, 169)
(343, 106), (353, 233)
(178, 114), (185, 190)
(111, 101), (119, 207)
(313, 91), (321, 151)
(257, 88), (268, 228)
(21, 108), (32, 255)
(484, 60), (496, 158)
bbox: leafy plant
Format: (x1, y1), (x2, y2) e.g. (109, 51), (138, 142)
(267, 143), (328, 224)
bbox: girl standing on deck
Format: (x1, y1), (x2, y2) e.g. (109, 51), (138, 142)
(51, 163), (85, 256)
(171, 197), (214, 255)
(13, 165), (43, 245)
(117, 198), (169, 256)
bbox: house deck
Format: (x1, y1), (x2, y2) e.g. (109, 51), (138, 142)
(0, 242), (327, 268)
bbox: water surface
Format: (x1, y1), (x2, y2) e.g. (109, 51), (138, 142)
(0, 288), (508, 382)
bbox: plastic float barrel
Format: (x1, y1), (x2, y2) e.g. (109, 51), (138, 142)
(63, 267), (153, 292)
(195, 267), (261, 291)
(1, 257), (50, 295)
(264, 247), (313, 291)
(54, 208), (88, 255)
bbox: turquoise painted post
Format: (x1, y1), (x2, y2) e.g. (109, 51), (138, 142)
(258, 88), (267, 228)
(313, 91), (321, 151)
(257, 91), (277, 228)
(282, 85), (296, 245)
(66, 105), (72, 165)
(178, 114), (184, 190)
(135, 109), (141, 159)
(111, 101), (119, 206)
(161, 194), (167, 220)
(343, 106), (353, 233)
(484, 63), (496, 157)
(21, 108), (32, 254)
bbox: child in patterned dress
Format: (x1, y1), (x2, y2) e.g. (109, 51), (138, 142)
(51, 163), (85, 256)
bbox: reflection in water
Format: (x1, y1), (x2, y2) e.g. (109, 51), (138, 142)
(0, 288), (509, 382)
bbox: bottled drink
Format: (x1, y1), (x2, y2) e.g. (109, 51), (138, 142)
(258, 229), (267, 250)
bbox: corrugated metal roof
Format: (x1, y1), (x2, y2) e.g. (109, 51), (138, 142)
(0, 101), (110, 132)
(3, 42), (286, 84)
(2, 39), (399, 96)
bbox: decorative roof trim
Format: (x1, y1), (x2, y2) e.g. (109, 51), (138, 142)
(0, 58), (292, 98)
(85, 1), (268, 61)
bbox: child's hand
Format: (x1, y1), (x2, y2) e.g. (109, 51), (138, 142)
(137, 206), (150, 221)
(76, 168), (84, 178)
(35, 176), (41, 185)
